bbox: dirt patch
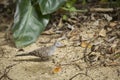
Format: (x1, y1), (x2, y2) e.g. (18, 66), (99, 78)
(0, 1), (120, 80)
(0, 32), (120, 80)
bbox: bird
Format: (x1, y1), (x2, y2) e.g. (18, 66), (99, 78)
(15, 42), (62, 60)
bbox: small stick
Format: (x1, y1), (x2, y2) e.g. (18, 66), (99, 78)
(0, 63), (20, 80)
(69, 68), (94, 80)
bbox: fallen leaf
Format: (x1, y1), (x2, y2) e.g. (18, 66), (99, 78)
(70, 35), (80, 41)
(93, 20), (99, 26)
(39, 37), (51, 43)
(103, 14), (112, 22)
(67, 23), (75, 30)
(81, 41), (92, 48)
(52, 66), (61, 73)
(91, 13), (96, 20)
(68, 18), (77, 24)
(42, 28), (54, 35)
(109, 22), (117, 28)
(57, 18), (63, 29)
(106, 62), (120, 66)
(67, 28), (80, 38)
(99, 28), (106, 37)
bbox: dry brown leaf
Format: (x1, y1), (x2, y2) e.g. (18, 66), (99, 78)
(57, 18), (63, 29)
(68, 18), (77, 24)
(39, 37), (51, 43)
(81, 41), (92, 48)
(99, 28), (106, 37)
(103, 14), (112, 22)
(106, 62), (120, 66)
(109, 22), (117, 28)
(67, 23), (74, 30)
(42, 28), (54, 35)
(93, 20), (99, 26)
(69, 35), (80, 41)
(67, 28), (80, 38)
(91, 13), (96, 20)
(52, 66), (61, 73)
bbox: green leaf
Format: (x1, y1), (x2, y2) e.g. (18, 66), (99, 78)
(116, 0), (120, 6)
(69, 7), (77, 12)
(66, 0), (76, 8)
(62, 15), (68, 20)
(12, 0), (50, 48)
(82, 0), (87, 5)
(38, 0), (66, 15)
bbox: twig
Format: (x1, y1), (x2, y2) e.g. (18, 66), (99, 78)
(0, 63), (20, 80)
(62, 7), (120, 12)
(116, 69), (120, 77)
(0, 47), (5, 58)
(89, 8), (115, 12)
(83, 36), (99, 63)
(69, 68), (94, 80)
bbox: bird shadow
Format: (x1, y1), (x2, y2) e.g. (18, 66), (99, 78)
(13, 58), (50, 62)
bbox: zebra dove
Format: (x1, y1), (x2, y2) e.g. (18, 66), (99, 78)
(15, 42), (62, 60)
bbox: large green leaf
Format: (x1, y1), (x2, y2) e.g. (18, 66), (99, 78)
(12, 0), (50, 48)
(38, 0), (66, 15)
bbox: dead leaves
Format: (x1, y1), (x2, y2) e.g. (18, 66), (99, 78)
(52, 66), (61, 73)
(81, 41), (92, 48)
(99, 28), (106, 37)
(39, 11), (120, 68)
(109, 22), (118, 28)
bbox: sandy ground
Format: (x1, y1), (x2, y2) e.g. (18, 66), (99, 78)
(0, 3), (120, 78)
(0, 31), (120, 80)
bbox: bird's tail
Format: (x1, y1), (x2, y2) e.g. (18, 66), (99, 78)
(15, 53), (30, 57)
